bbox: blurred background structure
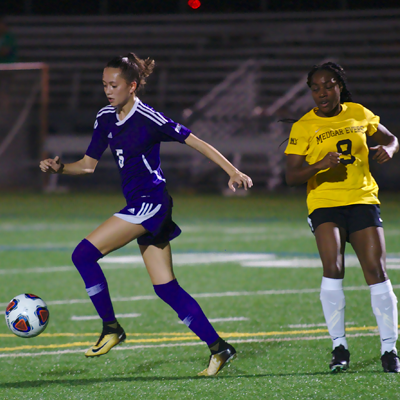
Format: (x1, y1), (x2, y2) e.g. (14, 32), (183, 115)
(1, 0), (400, 192)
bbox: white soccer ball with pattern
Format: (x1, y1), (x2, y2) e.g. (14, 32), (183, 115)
(5, 293), (50, 338)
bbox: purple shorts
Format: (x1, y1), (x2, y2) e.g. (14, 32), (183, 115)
(114, 190), (181, 246)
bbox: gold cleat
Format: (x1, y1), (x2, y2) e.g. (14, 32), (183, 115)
(198, 346), (237, 376)
(85, 323), (126, 357)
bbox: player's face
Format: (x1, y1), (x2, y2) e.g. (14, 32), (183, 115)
(309, 70), (342, 117)
(102, 68), (136, 107)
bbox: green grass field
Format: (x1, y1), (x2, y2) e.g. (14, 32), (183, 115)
(1, 191), (400, 399)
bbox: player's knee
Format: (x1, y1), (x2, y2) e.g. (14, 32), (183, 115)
(72, 239), (103, 267)
(364, 265), (388, 285)
(322, 265), (344, 279)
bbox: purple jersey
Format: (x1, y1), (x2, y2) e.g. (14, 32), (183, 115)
(86, 97), (191, 204)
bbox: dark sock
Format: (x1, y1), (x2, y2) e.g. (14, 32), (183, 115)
(103, 319), (118, 330)
(154, 279), (219, 345)
(72, 239), (116, 323)
(209, 337), (230, 355)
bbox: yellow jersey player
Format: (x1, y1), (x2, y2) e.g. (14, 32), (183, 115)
(285, 62), (399, 373)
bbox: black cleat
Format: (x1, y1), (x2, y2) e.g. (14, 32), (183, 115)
(329, 344), (350, 372)
(198, 343), (237, 376)
(381, 350), (400, 373)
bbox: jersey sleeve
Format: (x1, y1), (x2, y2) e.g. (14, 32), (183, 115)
(154, 116), (191, 143)
(156, 121), (191, 143)
(284, 123), (310, 156)
(363, 106), (380, 136)
(85, 116), (109, 160)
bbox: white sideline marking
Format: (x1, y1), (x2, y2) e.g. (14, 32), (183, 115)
(288, 322), (355, 328)
(71, 313), (141, 321)
(1, 253), (399, 275)
(243, 256), (400, 268)
(0, 266), (74, 274)
(0, 253), (274, 274)
(3, 284), (400, 308)
(101, 253), (275, 265)
(101, 255), (143, 264)
(243, 259), (323, 268)
(179, 226), (272, 234)
(0, 264), (138, 275)
(0, 332), (379, 359)
(0, 223), (94, 232)
(178, 317), (249, 324)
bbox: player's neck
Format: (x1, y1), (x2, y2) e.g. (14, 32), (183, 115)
(117, 95), (136, 120)
(315, 103), (342, 118)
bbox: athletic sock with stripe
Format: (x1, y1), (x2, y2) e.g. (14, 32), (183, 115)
(72, 239), (116, 323)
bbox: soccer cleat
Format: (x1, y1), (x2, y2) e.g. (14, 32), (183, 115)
(85, 323), (126, 357)
(198, 344), (237, 376)
(329, 344), (350, 372)
(381, 350), (400, 373)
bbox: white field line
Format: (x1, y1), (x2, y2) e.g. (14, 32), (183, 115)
(287, 322), (355, 328)
(176, 233), (312, 244)
(3, 284), (400, 309)
(178, 317), (249, 324)
(0, 253), (274, 274)
(2, 257), (400, 275)
(0, 332), (379, 359)
(0, 264), (140, 275)
(242, 257), (400, 268)
(71, 313), (141, 321)
(0, 223), (95, 232)
(101, 253), (276, 265)
(1, 253), (399, 274)
(0, 224), (295, 234)
(0, 242), (78, 250)
(179, 226), (275, 234)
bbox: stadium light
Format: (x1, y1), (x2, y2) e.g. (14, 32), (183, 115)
(188, 0), (201, 9)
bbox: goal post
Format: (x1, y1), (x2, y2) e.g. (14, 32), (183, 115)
(0, 62), (49, 188)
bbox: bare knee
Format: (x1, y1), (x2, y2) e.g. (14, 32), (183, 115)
(362, 264), (388, 285)
(322, 263), (345, 279)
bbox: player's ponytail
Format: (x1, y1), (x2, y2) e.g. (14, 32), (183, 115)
(106, 52), (155, 93)
(307, 62), (353, 103)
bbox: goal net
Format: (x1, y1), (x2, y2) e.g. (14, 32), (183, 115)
(0, 62), (49, 189)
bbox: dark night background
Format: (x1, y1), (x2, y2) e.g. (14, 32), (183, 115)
(2, 0), (400, 15)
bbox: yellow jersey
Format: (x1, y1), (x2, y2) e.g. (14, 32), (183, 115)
(285, 102), (380, 214)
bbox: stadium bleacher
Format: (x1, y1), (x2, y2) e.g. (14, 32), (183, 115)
(7, 8), (400, 120)
(3, 9), (400, 190)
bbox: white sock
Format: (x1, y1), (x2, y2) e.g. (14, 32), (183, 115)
(370, 280), (398, 355)
(320, 277), (348, 350)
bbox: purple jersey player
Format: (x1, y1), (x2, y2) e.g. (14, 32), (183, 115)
(40, 52), (252, 376)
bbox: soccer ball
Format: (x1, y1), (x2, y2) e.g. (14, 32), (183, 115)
(5, 293), (50, 338)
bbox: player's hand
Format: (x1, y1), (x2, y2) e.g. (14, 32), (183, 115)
(318, 152), (342, 170)
(39, 156), (62, 174)
(370, 145), (394, 164)
(228, 171), (253, 192)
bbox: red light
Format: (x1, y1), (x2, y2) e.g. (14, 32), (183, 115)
(188, 0), (201, 9)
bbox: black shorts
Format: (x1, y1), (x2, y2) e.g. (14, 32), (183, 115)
(307, 204), (383, 242)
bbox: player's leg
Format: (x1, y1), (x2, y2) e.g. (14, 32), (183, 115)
(139, 242), (236, 376)
(350, 226), (399, 372)
(315, 222), (350, 371)
(72, 216), (147, 357)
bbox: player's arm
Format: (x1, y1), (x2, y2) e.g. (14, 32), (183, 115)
(184, 133), (253, 191)
(39, 155), (98, 175)
(369, 123), (399, 164)
(285, 152), (341, 186)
